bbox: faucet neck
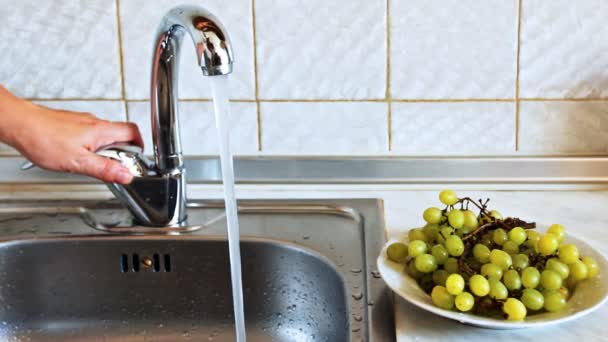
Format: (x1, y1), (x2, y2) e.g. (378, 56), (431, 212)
(150, 5), (234, 173)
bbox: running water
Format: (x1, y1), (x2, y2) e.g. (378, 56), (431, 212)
(210, 75), (246, 342)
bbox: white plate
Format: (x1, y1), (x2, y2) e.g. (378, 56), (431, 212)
(377, 230), (608, 329)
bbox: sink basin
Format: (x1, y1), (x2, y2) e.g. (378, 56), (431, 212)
(0, 199), (394, 341)
(0, 237), (347, 341)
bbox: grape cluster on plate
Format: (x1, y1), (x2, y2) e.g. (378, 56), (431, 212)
(386, 190), (600, 321)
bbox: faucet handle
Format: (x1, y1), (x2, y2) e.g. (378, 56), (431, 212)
(95, 143), (155, 177)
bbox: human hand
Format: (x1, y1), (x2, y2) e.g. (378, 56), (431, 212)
(0, 89), (143, 184)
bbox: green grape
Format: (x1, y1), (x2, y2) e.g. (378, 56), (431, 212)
(431, 286), (455, 310)
(507, 227), (527, 245)
(525, 230), (541, 250)
(423, 207), (443, 224)
(422, 223), (440, 241)
(558, 286), (570, 299)
(502, 240), (520, 255)
(408, 228), (427, 242)
(512, 254), (529, 270)
(538, 234), (559, 256)
(547, 224), (565, 243)
(522, 267), (541, 289)
(490, 210), (503, 220)
(418, 274), (435, 293)
(492, 228), (508, 246)
(489, 278), (508, 300)
(437, 226), (454, 244)
(545, 258), (569, 280)
(455, 292), (475, 312)
(463, 210), (479, 230)
(503, 298), (526, 321)
(472, 243), (491, 263)
(444, 258), (459, 274)
(407, 260), (424, 279)
(446, 274), (465, 295)
(480, 233), (493, 248)
(415, 254), (438, 273)
(503, 269), (522, 291)
(439, 190), (459, 206)
(432, 269), (449, 286)
(582, 256), (600, 278)
(570, 260), (588, 281)
(447, 209), (465, 229)
(460, 225), (473, 235)
(489, 249), (512, 270)
(543, 290), (567, 312)
(408, 240), (427, 258)
(558, 244), (580, 265)
(469, 275), (490, 297)
(386, 242), (408, 263)
(445, 235), (464, 256)
(431, 244), (449, 265)
(521, 288), (544, 311)
(481, 263), (503, 280)
(540, 270), (563, 290)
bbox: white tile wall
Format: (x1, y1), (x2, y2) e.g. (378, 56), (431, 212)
(0, 0), (606, 158)
(260, 102), (387, 154)
(0, 0), (122, 99)
(119, 0), (255, 100)
(390, 0), (518, 99)
(519, 0), (608, 99)
(128, 101), (258, 155)
(255, 0), (386, 100)
(519, 101), (608, 153)
(391, 102), (516, 154)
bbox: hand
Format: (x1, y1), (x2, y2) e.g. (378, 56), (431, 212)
(0, 88), (143, 184)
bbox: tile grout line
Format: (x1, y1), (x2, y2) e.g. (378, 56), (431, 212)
(515, 0), (523, 151)
(114, 0), (129, 120)
(251, 0), (262, 152)
(386, 0), (392, 152)
(24, 97), (608, 103)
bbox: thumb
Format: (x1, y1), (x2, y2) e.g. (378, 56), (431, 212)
(73, 153), (134, 184)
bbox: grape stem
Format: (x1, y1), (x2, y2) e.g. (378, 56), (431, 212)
(457, 197), (492, 216)
(458, 217), (536, 276)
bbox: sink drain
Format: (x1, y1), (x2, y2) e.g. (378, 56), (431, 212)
(120, 253), (172, 273)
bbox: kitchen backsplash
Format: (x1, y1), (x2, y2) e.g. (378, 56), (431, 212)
(0, 0), (606, 156)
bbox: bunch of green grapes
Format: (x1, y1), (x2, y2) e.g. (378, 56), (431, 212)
(386, 190), (600, 321)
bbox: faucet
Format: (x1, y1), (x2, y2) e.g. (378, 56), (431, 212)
(100, 5), (234, 227)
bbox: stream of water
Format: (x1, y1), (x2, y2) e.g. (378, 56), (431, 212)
(210, 75), (246, 342)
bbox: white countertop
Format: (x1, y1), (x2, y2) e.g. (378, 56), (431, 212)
(4, 185), (608, 341)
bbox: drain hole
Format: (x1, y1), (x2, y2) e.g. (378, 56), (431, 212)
(153, 254), (161, 272)
(132, 254), (140, 272)
(120, 254), (129, 273)
(164, 254), (172, 272)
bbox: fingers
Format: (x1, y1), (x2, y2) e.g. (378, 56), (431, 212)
(101, 121), (145, 149)
(72, 154), (134, 184)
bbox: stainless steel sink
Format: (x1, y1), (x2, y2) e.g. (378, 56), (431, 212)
(0, 199), (394, 341)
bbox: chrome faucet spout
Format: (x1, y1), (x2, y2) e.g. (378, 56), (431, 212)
(99, 5), (234, 227)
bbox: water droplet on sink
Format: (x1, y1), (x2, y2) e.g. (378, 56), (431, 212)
(302, 235), (310, 240)
(371, 270), (381, 278)
(368, 300), (375, 306)
(353, 314), (363, 322)
(352, 327), (361, 332)
(352, 292), (363, 300)
(350, 268), (362, 273)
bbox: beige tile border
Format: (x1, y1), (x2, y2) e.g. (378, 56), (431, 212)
(386, 0), (392, 151)
(114, 0), (128, 121)
(515, 0), (522, 151)
(251, 0), (262, 151)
